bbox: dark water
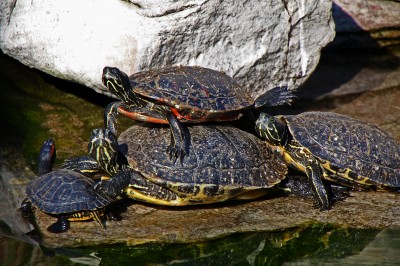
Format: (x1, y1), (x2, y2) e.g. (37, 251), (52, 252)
(4, 225), (400, 265)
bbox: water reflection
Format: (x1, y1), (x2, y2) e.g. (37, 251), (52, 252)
(4, 224), (400, 265)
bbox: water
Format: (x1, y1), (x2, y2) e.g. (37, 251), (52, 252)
(4, 225), (400, 265)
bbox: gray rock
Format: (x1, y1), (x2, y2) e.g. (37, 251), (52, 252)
(298, 1), (400, 99)
(333, 0), (400, 32)
(0, 0), (334, 98)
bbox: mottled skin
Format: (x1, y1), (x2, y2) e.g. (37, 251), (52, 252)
(65, 126), (288, 206)
(20, 139), (115, 233)
(102, 66), (295, 160)
(256, 111), (400, 210)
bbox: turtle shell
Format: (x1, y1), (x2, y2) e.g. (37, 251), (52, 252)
(285, 111), (400, 187)
(128, 66), (254, 120)
(26, 169), (113, 214)
(118, 123), (287, 198)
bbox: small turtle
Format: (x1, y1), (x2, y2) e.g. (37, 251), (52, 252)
(255, 111), (400, 210)
(65, 125), (288, 205)
(20, 139), (115, 233)
(102, 66), (295, 159)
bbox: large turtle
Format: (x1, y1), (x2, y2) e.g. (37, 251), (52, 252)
(65, 125), (288, 205)
(255, 111), (400, 210)
(20, 139), (116, 233)
(102, 66), (295, 159)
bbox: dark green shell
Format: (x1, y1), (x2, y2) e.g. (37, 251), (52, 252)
(285, 112), (400, 187)
(119, 124), (287, 188)
(129, 66), (254, 113)
(26, 169), (113, 214)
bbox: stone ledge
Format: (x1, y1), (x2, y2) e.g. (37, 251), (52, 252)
(33, 191), (400, 248)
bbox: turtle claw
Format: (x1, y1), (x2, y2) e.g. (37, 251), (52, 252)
(167, 145), (186, 164)
(254, 86), (296, 108)
(93, 180), (104, 191)
(47, 216), (70, 233)
(106, 211), (120, 221)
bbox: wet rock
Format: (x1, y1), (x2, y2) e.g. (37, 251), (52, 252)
(0, 0), (334, 98)
(33, 191), (400, 248)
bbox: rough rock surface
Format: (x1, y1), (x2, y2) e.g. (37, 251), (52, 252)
(298, 1), (400, 99)
(35, 191), (400, 248)
(333, 0), (400, 32)
(0, 0), (334, 98)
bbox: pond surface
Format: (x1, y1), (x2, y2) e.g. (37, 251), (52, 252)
(3, 225), (400, 265)
(1, 48), (400, 265)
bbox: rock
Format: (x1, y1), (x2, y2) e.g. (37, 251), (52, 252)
(33, 191), (400, 248)
(333, 0), (400, 32)
(0, 0), (334, 98)
(332, 0), (400, 51)
(298, 0), (400, 99)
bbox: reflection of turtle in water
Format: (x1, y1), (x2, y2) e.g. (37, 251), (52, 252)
(20, 139), (116, 233)
(256, 111), (400, 210)
(102, 66), (295, 159)
(65, 124), (288, 205)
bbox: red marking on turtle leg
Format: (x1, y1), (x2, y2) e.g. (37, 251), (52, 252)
(117, 106), (169, 124)
(170, 107), (185, 120)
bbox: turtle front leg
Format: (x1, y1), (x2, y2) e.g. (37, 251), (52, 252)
(94, 169), (133, 198)
(165, 112), (189, 161)
(282, 175), (350, 202)
(305, 163), (331, 210)
(62, 155), (101, 176)
(20, 198), (37, 227)
(104, 101), (123, 136)
(47, 216), (70, 233)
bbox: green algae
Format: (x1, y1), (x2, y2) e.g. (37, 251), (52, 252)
(0, 54), (107, 167)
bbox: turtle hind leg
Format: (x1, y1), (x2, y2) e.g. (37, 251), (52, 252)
(47, 216), (70, 233)
(106, 210), (120, 221)
(165, 112), (189, 162)
(328, 184), (351, 202)
(254, 86), (296, 108)
(91, 210), (106, 229)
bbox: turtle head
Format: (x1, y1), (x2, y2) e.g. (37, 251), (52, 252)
(256, 113), (289, 146)
(88, 128), (128, 175)
(102, 67), (131, 101)
(38, 138), (56, 176)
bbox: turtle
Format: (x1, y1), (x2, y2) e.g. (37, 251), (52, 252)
(255, 111), (400, 210)
(102, 66), (295, 160)
(64, 125), (288, 205)
(20, 138), (116, 233)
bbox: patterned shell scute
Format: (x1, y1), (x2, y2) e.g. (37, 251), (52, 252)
(129, 66), (254, 112)
(119, 124), (287, 188)
(26, 169), (113, 214)
(286, 112), (400, 186)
